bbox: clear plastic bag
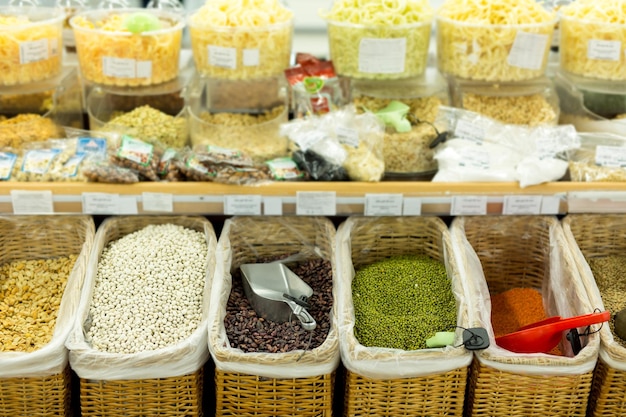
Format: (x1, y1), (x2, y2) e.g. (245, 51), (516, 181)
(568, 133), (626, 182)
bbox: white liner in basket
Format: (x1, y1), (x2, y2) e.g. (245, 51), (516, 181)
(450, 215), (600, 375)
(208, 216), (340, 379)
(0, 216), (94, 378)
(66, 215), (216, 380)
(336, 216), (472, 379)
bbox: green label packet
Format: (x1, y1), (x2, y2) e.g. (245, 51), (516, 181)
(117, 135), (154, 167)
(0, 152), (17, 180)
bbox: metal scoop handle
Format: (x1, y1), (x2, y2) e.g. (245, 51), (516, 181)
(284, 299), (316, 331)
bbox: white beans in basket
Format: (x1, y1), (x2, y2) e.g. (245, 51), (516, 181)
(87, 224), (207, 354)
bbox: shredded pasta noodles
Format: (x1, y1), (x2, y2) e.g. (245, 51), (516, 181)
(0, 8), (64, 86)
(71, 9), (183, 87)
(320, 0), (433, 79)
(436, 0), (556, 81)
(560, 0), (626, 80)
(189, 0), (293, 80)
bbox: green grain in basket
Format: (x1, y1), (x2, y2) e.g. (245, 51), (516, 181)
(352, 254), (456, 350)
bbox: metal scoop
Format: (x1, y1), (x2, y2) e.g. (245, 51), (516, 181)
(495, 311), (610, 354)
(240, 263), (317, 331)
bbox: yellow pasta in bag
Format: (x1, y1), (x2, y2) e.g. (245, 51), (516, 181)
(71, 8), (184, 87)
(560, 0), (626, 81)
(189, 0), (293, 80)
(436, 0), (556, 82)
(0, 7), (64, 86)
(320, 0), (433, 80)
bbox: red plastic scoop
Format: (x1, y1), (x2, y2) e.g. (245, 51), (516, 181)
(495, 311), (610, 354)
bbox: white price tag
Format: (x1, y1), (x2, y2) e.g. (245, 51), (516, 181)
(451, 196), (488, 216)
(224, 195), (262, 215)
(243, 48), (260, 66)
(82, 193), (120, 214)
(102, 57), (152, 79)
(19, 39), (49, 64)
(296, 192), (336, 216)
(587, 40), (622, 61)
(507, 31), (549, 70)
(263, 197), (283, 216)
(402, 197), (422, 216)
(294, 131), (327, 151)
(364, 194), (403, 216)
(11, 190), (54, 214)
(117, 196), (138, 214)
(358, 37), (406, 74)
(142, 192), (173, 213)
(540, 196), (561, 215)
(595, 146), (626, 167)
(209, 45), (237, 69)
(502, 195), (542, 215)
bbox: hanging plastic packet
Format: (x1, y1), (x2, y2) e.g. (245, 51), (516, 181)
(431, 106), (580, 187)
(285, 53), (344, 118)
(110, 135), (163, 181)
(280, 105), (384, 182)
(0, 148), (19, 181)
(175, 148), (217, 182)
(192, 145), (273, 185)
(158, 148), (185, 181)
(265, 156), (306, 181)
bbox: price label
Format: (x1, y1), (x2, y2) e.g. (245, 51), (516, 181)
(359, 37), (406, 74)
(142, 192), (173, 213)
(540, 196), (561, 215)
(11, 190), (54, 214)
(507, 31), (549, 70)
(208, 45), (237, 69)
(402, 197), (422, 216)
(243, 48), (260, 66)
(263, 197), (283, 216)
(296, 192), (336, 216)
(587, 40), (622, 61)
(82, 193), (139, 214)
(224, 195), (262, 215)
(451, 196), (488, 216)
(364, 194), (403, 216)
(502, 195), (542, 215)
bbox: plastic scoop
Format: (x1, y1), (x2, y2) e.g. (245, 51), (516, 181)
(495, 311), (610, 354)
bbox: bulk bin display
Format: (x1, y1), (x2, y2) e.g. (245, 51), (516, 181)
(0, 215), (94, 417)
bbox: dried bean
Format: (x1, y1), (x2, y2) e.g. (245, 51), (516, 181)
(225, 257), (333, 353)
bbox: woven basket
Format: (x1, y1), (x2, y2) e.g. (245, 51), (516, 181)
(562, 213), (626, 417)
(68, 215), (216, 417)
(451, 215), (600, 417)
(209, 216), (339, 417)
(337, 216), (471, 417)
(0, 215), (95, 417)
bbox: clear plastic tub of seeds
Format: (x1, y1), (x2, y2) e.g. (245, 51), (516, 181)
(86, 83), (188, 149)
(555, 70), (626, 135)
(559, 0), (626, 82)
(568, 132), (626, 182)
(435, 0), (556, 82)
(350, 69), (448, 179)
(320, 0), (433, 80)
(188, 0), (293, 80)
(448, 77), (560, 126)
(187, 76), (289, 163)
(0, 6), (65, 86)
(0, 66), (83, 149)
(70, 7), (185, 87)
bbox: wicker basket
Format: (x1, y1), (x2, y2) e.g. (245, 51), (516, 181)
(562, 213), (626, 417)
(0, 215), (95, 417)
(451, 215), (600, 417)
(336, 216), (472, 417)
(66, 215), (216, 417)
(208, 216), (339, 417)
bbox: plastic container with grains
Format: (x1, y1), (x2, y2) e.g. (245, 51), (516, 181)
(351, 73), (447, 178)
(70, 8), (185, 87)
(87, 87), (188, 148)
(449, 77), (559, 126)
(559, 0), (626, 81)
(568, 132), (626, 182)
(188, 0), (293, 80)
(435, 0), (556, 82)
(0, 6), (64, 86)
(320, 0), (433, 80)
(187, 77), (289, 162)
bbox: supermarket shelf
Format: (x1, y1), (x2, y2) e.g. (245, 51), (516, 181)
(3, 181), (626, 216)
